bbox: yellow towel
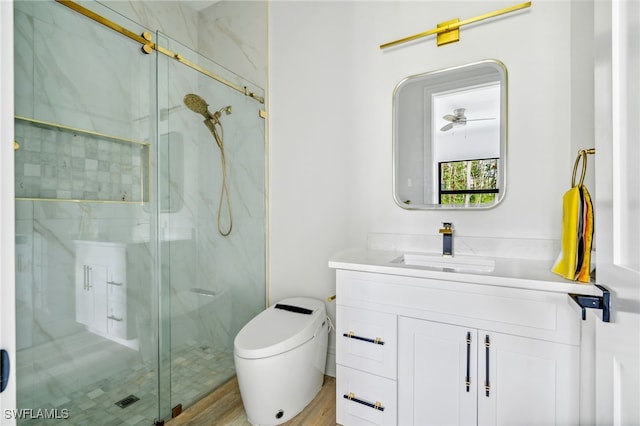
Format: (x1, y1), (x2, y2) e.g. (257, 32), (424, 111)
(576, 187), (593, 282)
(552, 185), (594, 283)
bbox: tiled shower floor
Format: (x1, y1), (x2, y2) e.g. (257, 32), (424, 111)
(17, 334), (236, 425)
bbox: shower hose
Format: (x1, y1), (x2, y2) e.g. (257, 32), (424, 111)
(204, 116), (233, 236)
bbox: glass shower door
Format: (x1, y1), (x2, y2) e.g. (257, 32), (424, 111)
(13, 1), (161, 423)
(156, 32), (267, 415)
(13, 0), (266, 423)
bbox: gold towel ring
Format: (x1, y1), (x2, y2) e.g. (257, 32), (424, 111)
(572, 148), (596, 187)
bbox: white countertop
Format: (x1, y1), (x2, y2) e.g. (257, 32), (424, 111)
(329, 248), (600, 296)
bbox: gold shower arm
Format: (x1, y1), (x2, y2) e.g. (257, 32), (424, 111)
(380, 1), (532, 49)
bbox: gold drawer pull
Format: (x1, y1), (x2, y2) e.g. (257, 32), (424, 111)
(342, 332), (385, 345)
(343, 393), (385, 411)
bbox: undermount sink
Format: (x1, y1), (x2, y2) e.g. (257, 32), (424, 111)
(391, 253), (495, 273)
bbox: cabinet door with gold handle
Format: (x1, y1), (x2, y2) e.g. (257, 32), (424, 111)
(398, 317), (477, 426)
(477, 331), (579, 425)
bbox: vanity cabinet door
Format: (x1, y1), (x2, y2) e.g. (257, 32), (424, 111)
(398, 317), (477, 426)
(398, 317), (580, 426)
(75, 263), (108, 334)
(477, 331), (579, 426)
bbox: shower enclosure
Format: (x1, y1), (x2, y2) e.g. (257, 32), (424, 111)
(13, 1), (266, 423)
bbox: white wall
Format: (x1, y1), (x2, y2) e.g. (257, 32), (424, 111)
(269, 1), (359, 300)
(269, 0), (594, 365)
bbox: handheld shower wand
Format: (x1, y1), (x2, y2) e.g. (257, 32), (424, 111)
(183, 93), (233, 236)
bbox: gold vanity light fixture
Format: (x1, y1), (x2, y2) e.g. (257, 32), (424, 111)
(380, 1), (532, 49)
(55, 0), (265, 105)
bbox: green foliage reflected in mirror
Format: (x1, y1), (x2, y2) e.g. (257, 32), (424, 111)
(439, 158), (498, 206)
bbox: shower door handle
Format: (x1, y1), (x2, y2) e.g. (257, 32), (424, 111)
(1, 349), (9, 393)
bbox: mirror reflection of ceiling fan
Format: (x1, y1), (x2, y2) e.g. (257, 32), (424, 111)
(440, 107), (495, 132)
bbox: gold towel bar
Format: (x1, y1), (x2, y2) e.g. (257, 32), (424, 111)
(380, 1), (532, 49)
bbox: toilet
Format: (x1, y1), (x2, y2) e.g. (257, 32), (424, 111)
(233, 297), (329, 425)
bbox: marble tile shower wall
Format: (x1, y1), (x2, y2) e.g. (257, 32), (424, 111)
(14, 121), (147, 201)
(159, 46), (266, 351)
(13, 0), (155, 349)
(14, 1), (150, 143)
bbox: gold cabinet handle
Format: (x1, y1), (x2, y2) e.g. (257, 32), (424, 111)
(342, 331), (385, 345)
(343, 393), (385, 411)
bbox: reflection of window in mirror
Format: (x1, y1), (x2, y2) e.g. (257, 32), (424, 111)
(439, 158), (498, 206)
(432, 82), (501, 207)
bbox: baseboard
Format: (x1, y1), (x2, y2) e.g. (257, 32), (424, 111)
(324, 346), (336, 377)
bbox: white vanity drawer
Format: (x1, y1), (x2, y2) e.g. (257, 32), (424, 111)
(337, 365), (397, 426)
(337, 269), (581, 345)
(336, 305), (397, 379)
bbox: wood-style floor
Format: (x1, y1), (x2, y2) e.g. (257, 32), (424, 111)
(167, 376), (337, 426)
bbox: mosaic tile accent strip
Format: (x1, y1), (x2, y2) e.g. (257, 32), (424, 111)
(14, 118), (149, 203)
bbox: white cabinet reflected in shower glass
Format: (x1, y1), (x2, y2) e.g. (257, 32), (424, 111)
(393, 60), (508, 209)
(74, 240), (137, 349)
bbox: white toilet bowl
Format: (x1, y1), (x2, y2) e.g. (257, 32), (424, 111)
(233, 297), (329, 425)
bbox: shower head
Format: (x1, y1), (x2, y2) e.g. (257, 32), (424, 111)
(183, 93), (212, 118)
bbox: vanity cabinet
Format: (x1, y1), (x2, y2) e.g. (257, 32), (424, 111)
(336, 306), (398, 425)
(398, 318), (578, 426)
(75, 241), (134, 343)
(334, 268), (582, 426)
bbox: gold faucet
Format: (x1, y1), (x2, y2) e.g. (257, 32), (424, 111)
(439, 222), (453, 235)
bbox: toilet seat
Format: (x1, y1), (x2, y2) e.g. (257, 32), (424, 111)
(234, 297), (325, 359)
